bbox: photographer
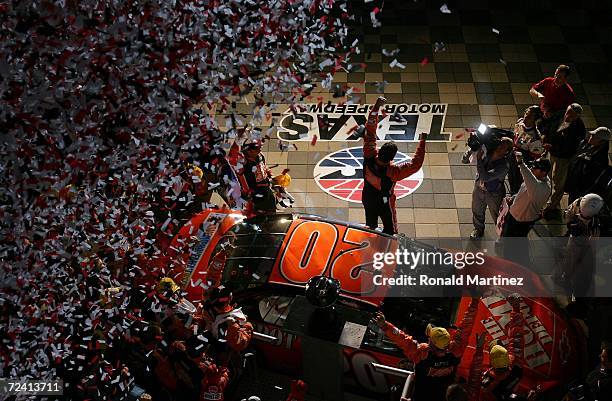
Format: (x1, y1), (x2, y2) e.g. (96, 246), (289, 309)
(470, 137), (514, 239)
(499, 154), (551, 265)
(508, 106), (545, 194)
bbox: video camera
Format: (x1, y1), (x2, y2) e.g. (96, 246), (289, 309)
(467, 124), (515, 152)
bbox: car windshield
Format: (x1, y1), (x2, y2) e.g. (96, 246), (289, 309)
(217, 213), (293, 292)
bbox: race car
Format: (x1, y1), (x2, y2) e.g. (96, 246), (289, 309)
(162, 208), (586, 400)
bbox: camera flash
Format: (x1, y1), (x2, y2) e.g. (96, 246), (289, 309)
(477, 123), (487, 134)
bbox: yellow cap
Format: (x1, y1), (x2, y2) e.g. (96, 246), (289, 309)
(157, 277), (180, 294)
(426, 324), (450, 349)
(489, 342), (510, 369)
(187, 164), (204, 179)
(273, 172), (292, 188)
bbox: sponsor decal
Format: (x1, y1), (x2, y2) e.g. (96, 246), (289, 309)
(181, 213), (226, 287)
(313, 147), (423, 202)
(277, 103), (451, 142)
(481, 296), (555, 371)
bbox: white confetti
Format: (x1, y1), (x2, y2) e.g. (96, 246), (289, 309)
(440, 4), (452, 13)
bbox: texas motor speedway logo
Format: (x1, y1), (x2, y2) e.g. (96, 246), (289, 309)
(277, 103), (452, 142)
(314, 147), (424, 203)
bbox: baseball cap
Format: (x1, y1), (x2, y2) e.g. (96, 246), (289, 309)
(589, 127), (611, 141)
(157, 277), (180, 294)
(531, 158), (552, 173)
(426, 324), (451, 349)
(207, 286), (233, 311)
(579, 193), (604, 218)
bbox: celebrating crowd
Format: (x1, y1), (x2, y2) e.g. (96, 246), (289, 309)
(0, 0), (351, 400)
(1, 0), (611, 400)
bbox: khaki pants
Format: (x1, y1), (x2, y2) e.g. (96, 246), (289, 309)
(546, 155), (570, 210)
(472, 185), (504, 232)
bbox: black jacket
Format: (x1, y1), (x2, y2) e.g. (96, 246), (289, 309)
(544, 118), (586, 159)
(565, 140), (610, 196)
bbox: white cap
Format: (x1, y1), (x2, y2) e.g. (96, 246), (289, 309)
(588, 127), (611, 141)
(579, 193), (604, 218)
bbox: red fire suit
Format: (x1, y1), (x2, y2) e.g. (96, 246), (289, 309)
(382, 299), (479, 401)
(362, 106), (426, 234)
(465, 308), (526, 401)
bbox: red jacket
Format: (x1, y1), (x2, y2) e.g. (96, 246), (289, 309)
(363, 108), (426, 188)
(202, 307), (254, 352)
(226, 319), (254, 352)
(200, 363), (229, 401)
(382, 300), (478, 364)
(465, 310), (525, 401)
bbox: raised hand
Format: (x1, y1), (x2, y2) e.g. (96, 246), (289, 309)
(372, 96), (387, 112)
(373, 311), (387, 329)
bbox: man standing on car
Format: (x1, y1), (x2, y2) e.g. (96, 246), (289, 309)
(374, 298), (479, 401)
(229, 138), (276, 214)
(362, 96), (427, 235)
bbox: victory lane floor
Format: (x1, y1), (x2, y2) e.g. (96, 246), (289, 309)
(207, 0), (612, 241)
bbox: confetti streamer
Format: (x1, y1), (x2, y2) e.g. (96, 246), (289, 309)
(433, 41), (447, 53)
(382, 48), (401, 57)
(0, 0), (357, 396)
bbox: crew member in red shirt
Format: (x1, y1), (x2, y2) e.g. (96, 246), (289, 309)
(374, 298), (479, 401)
(228, 138), (275, 214)
(362, 96), (427, 235)
(200, 287), (254, 355)
(529, 64), (575, 136)
(199, 360), (230, 401)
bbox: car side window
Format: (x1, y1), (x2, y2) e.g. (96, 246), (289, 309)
(258, 295), (295, 326)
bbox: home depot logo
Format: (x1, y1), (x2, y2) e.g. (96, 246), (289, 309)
(480, 296), (557, 371)
(313, 147), (423, 203)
